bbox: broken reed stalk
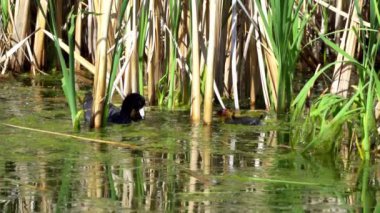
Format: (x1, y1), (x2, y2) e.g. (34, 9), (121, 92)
(43, 30), (95, 74)
(2, 123), (138, 149)
(0, 31), (36, 64)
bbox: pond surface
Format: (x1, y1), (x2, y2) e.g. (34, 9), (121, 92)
(0, 78), (378, 212)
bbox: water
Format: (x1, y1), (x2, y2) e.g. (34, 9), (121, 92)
(0, 78), (377, 212)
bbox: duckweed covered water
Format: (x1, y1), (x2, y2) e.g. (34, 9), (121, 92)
(0, 79), (378, 212)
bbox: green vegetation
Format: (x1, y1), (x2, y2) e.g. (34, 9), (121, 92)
(47, 0), (80, 129)
(0, 0), (379, 159)
(291, 0), (380, 160)
(256, 0), (310, 116)
(1, 0), (8, 30)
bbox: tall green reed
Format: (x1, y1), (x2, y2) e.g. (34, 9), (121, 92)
(138, 1), (148, 95)
(47, 0), (80, 129)
(255, 0), (309, 116)
(103, 0), (129, 126)
(167, 0), (180, 109)
(355, 0), (380, 159)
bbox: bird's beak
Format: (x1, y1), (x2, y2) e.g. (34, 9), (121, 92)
(139, 107), (145, 119)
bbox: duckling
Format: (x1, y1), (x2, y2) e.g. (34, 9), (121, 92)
(217, 108), (263, 125)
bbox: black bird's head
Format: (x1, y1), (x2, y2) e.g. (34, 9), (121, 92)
(120, 93), (146, 120)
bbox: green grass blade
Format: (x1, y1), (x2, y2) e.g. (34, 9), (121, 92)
(138, 1), (149, 95)
(103, 44), (123, 125)
(47, 0), (79, 129)
(291, 63), (336, 120)
(1, 0), (8, 30)
(66, 14), (79, 129)
(319, 34), (359, 64)
(167, 0), (181, 109)
(103, 0), (129, 125)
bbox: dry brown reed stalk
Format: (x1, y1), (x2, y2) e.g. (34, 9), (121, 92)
(334, 0), (344, 43)
(314, 0), (370, 27)
(231, 0), (239, 110)
(9, 0), (31, 72)
(87, 0), (96, 62)
(146, 0), (156, 105)
(330, 0), (363, 97)
(0, 30), (37, 64)
(153, 0), (162, 101)
(190, 0), (201, 122)
(237, 1), (257, 108)
(92, 1), (113, 128)
(0, 28), (12, 74)
(107, 1), (117, 65)
(178, 2), (190, 105)
(254, 0), (277, 110)
(252, 4), (270, 110)
(236, 0), (267, 106)
(215, 2), (229, 96)
(32, 0), (48, 75)
(203, 1), (222, 124)
(199, 0), (208, 78)
(123, 0), (133, 95)
(74, 1), (83, 72)
(130, 0), (139, 93)
(223, 14), (232, 98)
(2, 123), (138, 149)
(263, 45), (278, 110)
(247, 13), (259, 109)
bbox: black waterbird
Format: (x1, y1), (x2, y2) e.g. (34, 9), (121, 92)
(83, 92), (145, 124)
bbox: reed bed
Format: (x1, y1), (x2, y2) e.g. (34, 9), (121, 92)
(0, 0), (379, 159)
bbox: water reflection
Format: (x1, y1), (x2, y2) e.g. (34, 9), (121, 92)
(0, 81), (378, 212)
